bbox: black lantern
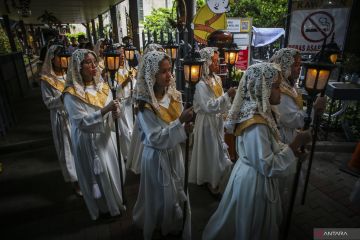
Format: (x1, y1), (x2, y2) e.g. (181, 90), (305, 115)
(163, 32), (179, 72)
(223, 43), (240, 87)
(182, 47), (205, 85)
(324, 33), (341, 64)
(103, 43), (122, 76)
(124, 42), (137, 68)
(57, 47), (71, 73)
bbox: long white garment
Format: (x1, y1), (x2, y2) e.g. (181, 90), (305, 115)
(203, 124), (296, 240)
(126, 118), (143, 174)
(189, 79), (233, 189)
(132, 99), (191, 240)
(40, 79), (77, 183)
(116, 69), (136, 161)
(63, 88), (125, 220)
(277, 94), (306, 144)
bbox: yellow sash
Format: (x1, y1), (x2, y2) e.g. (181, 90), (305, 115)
(63, 83), (110, 108)
(280, 86), (303, 109)
(234, 115), (269, 136)
(40, 75), (65, 92)
(211, 79), (223, 98)
(144, 97), (182, 124)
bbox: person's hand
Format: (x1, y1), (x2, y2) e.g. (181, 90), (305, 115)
(314, 96), (326, 117)
(179, 107), (194, 124)
(112, 108), (121, 120)
(184, 122), (194, 134)
(227, 87), (237, 98)
(101, 99), (120, 116)
(121, 76), (132, 88)
(289, 129), (312, 153)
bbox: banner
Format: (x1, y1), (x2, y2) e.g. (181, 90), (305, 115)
(235, 47), (249, 70)
(288, 2), (351, 53)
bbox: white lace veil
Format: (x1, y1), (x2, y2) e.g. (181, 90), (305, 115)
(198, 47), (218, 82)
(269, 48), (300, 84)
(226, 62), (282, 138)
(135, 51), (180, 110)
(94, 38), (105, 57)
(40, 44), (63, 79)
(143, 43), (164, 55)
(65, 49), (103, 97)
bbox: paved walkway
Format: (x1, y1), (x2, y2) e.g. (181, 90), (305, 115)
(0, 87), (359, 240)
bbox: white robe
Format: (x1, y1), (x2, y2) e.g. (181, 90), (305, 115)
(63, 87), (125, 220)
(203, 124), (296, 240)
(116, 70), (136, 161)
(40, 79), (77, 183)
(277, 94), (306, 144)
(189, 79), (233, 189)
(126, 118), (143, 174)
(132, 96), (191, 240)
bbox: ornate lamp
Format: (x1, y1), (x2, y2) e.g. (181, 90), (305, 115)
(102, 39), (126, 206)
(223, 43), (240, 88)
(182, 47), (205, 86)
(324, 33), (341, 64)
(57, 47), (71, 73)
(124, 42), (137, 68)
(163, 32), (179, 73)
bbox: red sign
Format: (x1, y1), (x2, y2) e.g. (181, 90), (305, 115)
(235, 48), (249, 70)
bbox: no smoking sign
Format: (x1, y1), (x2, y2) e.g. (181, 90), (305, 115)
(301, 11), (335, 43)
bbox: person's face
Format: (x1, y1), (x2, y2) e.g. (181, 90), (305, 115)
(155, 58), (172, 89)
(209, 52), (219, 74)
(81, 53), (98, 81)
(269, 74), (281, 105)
(289, 54), (301, 82)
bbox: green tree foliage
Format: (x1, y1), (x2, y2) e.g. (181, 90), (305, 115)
(65, 32), (86, 41)
(227, 0), (288, 27)
(143, 8), (176, 32)
(0, 26), (11, 54)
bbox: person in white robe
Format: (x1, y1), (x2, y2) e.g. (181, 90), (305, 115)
(132, 51), (194, 239)
(269, 48), (326, 221)
(63, 49), (126, 220)
(189, 47), (236, 194)
(202, 62), (312, 240)
(39, 44), (78, 186)
(269, 48), (326, 144)
(126, 43), (165, 174)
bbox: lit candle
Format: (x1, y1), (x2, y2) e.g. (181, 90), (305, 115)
(191, 65), (200, 82)
(329, 54), (337, 64)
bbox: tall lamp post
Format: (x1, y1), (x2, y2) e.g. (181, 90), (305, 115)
(181, 45), (205, 228)
(283, 37), (336, 240)
(223, 43), (239, 88)
(103, 41), (127, 207)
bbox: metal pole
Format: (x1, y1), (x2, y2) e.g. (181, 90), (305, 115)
(283, 95), (314, 240)
(284, 0), (293, 47)
(109, 72), (127, 206)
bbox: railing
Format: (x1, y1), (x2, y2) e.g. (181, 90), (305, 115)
(0, 52), (30, 136)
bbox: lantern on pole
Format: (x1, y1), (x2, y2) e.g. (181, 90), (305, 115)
(283, 36), (337, 240)
(102, 39), (127, 206)
(181, 44), (205, 228)
(223, 43), (239, 88)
